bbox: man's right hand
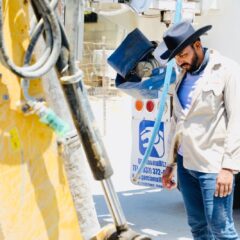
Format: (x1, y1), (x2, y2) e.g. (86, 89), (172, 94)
(162, 166), (177, 190)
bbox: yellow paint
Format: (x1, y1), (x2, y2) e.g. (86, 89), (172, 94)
(9, 128), (21, 151)
(0, 1), (83, 239)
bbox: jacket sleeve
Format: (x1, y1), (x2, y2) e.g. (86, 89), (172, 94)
(222, 62), (240, 172)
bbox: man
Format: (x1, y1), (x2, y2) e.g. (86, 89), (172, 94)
(161, 20), (240, 240)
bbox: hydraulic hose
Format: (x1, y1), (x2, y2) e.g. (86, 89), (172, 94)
(0, 0), (61, 78)
(25, 0), (60, 72)
(133, 0), (183, 182)
(22, 1), (71, 102)
(21, 0), (58, 101)
(18, 0), (70, 137)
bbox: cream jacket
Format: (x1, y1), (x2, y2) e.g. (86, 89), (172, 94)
(168, 49), (240, 173)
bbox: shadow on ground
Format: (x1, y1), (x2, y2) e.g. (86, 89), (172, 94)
(94, 189), (192, 239)
(94, 188), (240, 240)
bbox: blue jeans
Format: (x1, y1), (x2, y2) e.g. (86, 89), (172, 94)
(177, 155), (239, 240)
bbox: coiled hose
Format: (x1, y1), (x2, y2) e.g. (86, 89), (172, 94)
(0, 0), (61, 78)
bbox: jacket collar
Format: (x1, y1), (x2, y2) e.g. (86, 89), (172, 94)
(174, 49), (223, 117)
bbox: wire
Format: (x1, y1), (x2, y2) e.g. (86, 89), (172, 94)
(19, 0), (60, 101)
(0, 0), (62, 78)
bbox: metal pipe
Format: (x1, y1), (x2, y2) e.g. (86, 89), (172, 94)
(61, 71), (114, 180)
(101, 178), (128, 231)
(60, 70), (131, 232)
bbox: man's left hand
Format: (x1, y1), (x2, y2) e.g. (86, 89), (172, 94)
(215, 168), (234, 197)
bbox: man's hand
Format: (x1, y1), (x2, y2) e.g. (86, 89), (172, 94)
(162, 166), (177, 190)
(215, 168), (234, 197)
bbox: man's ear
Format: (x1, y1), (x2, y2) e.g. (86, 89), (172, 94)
(194, 40), (202, 50)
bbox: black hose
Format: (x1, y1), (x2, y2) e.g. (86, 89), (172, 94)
(0, 0), (61, 78)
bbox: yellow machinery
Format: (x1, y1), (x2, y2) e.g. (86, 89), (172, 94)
(0, 0), (151, 239)
(0, 1), (83, 239)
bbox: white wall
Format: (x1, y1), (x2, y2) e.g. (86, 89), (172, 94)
(195, 0), (240, 63)
(137, 16), (167, 41)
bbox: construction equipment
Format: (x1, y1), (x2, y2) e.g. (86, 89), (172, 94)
(0, 0), (152, 239)
(0, 1), (84, 239)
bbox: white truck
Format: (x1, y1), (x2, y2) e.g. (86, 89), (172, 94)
(121, 0), (240, 208)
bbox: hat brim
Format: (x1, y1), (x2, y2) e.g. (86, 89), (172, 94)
(160, 25), (212, 61)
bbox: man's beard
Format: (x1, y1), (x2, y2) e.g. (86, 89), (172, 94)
(180, 50), (199, 73)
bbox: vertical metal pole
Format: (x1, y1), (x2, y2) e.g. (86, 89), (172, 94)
(77, 0), (85, 61)
(64, 0), (85, 63)
(101, 179), (127, 229)
(101, 36), (107, 136)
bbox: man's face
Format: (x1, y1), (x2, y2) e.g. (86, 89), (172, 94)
(175, 44), (200, 73)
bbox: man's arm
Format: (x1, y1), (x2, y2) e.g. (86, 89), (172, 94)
(222, 62), (240, 171)
(216, 61), (240, 197)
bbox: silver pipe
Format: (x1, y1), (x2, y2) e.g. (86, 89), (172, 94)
(101, 178), (127, 229)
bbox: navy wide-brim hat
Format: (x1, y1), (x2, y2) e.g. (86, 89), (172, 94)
(160, 20), (212, 61)
(107, 28), (155, 79)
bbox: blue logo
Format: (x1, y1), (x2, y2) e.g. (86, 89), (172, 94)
(139, 120), (165, 158)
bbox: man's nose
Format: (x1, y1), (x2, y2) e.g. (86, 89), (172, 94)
(175, 57), (184, 66)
